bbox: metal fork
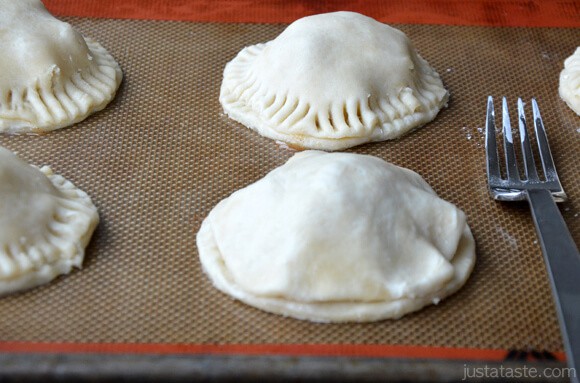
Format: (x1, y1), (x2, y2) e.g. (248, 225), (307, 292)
(486, 96), (580, 380)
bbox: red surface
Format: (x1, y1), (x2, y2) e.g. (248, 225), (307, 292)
(1, 341), (566, 361)
(42, 0), (580, 28)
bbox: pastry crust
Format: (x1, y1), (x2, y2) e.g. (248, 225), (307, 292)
(559, 47), (580, 116)
(0, 0), (122, 133)
(197, 151), (475, 322)
(220, 12), (448, 151)
(0, 147), (99, 295)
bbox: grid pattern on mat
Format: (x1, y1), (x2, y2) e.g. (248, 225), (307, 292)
(0, 17), (579, 353)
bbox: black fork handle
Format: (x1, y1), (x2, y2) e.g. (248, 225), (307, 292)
(527, 188), (580, 382)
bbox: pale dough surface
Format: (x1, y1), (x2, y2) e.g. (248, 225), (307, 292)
(0, 147), (99, 295)
(220, 11), (449, 151)
(197, 151), (475, 322)
(559, 47), (580, 116)
(0, 0), (122, 133)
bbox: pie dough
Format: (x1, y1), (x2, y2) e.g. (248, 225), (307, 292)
(0, 147), (99, 295)
(559, 47), (580, 116)
(220, 11), (448, 151)
(0, 0), (122, 133)
(197, 151), (475, 322)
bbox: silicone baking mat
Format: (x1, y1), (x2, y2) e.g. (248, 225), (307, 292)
(0, 17), (579, 359)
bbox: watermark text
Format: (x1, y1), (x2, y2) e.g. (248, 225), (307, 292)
(462, 364), (576, 380)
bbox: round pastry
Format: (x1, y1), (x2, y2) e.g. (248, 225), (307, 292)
(0, 0), (122, 133)
(197, 151), (475, 322)
(220, 11), (448, 150)
(0, 147), (99, 295)
(559, 47), (580, 116)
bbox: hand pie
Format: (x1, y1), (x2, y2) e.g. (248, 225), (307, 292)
(197, 151), (475, 322)
(0, 147), (99, 295)
(0, 0), (122, 133)
(559, 47), (580, 116)
(220, 11), (448, 151)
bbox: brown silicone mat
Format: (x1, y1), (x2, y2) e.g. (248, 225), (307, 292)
(0, 17), (579, 353)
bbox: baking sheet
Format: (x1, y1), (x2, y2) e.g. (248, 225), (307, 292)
(0, 17), (579, 354)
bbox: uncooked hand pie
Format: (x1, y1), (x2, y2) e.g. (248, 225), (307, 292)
(559, 47), (580, 116)
(197, 151), (475, 322)
(0, 147), (99, 295)
(0, 0), (122, 133)
(220, 11), (448, 151)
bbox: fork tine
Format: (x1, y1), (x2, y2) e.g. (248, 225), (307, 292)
(502, 97), (520, 180)
(517, 98), (539, 181)
(532, 99), (559, 182)
(485, 96), (501, 182)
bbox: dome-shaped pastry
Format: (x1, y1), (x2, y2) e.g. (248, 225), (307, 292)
(559, 47), (580, 116)
(197, 151), (475, 322)
(0, 147), (99, 295)
(220, 12), (448, 151)
(0, 0), (122, 133)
